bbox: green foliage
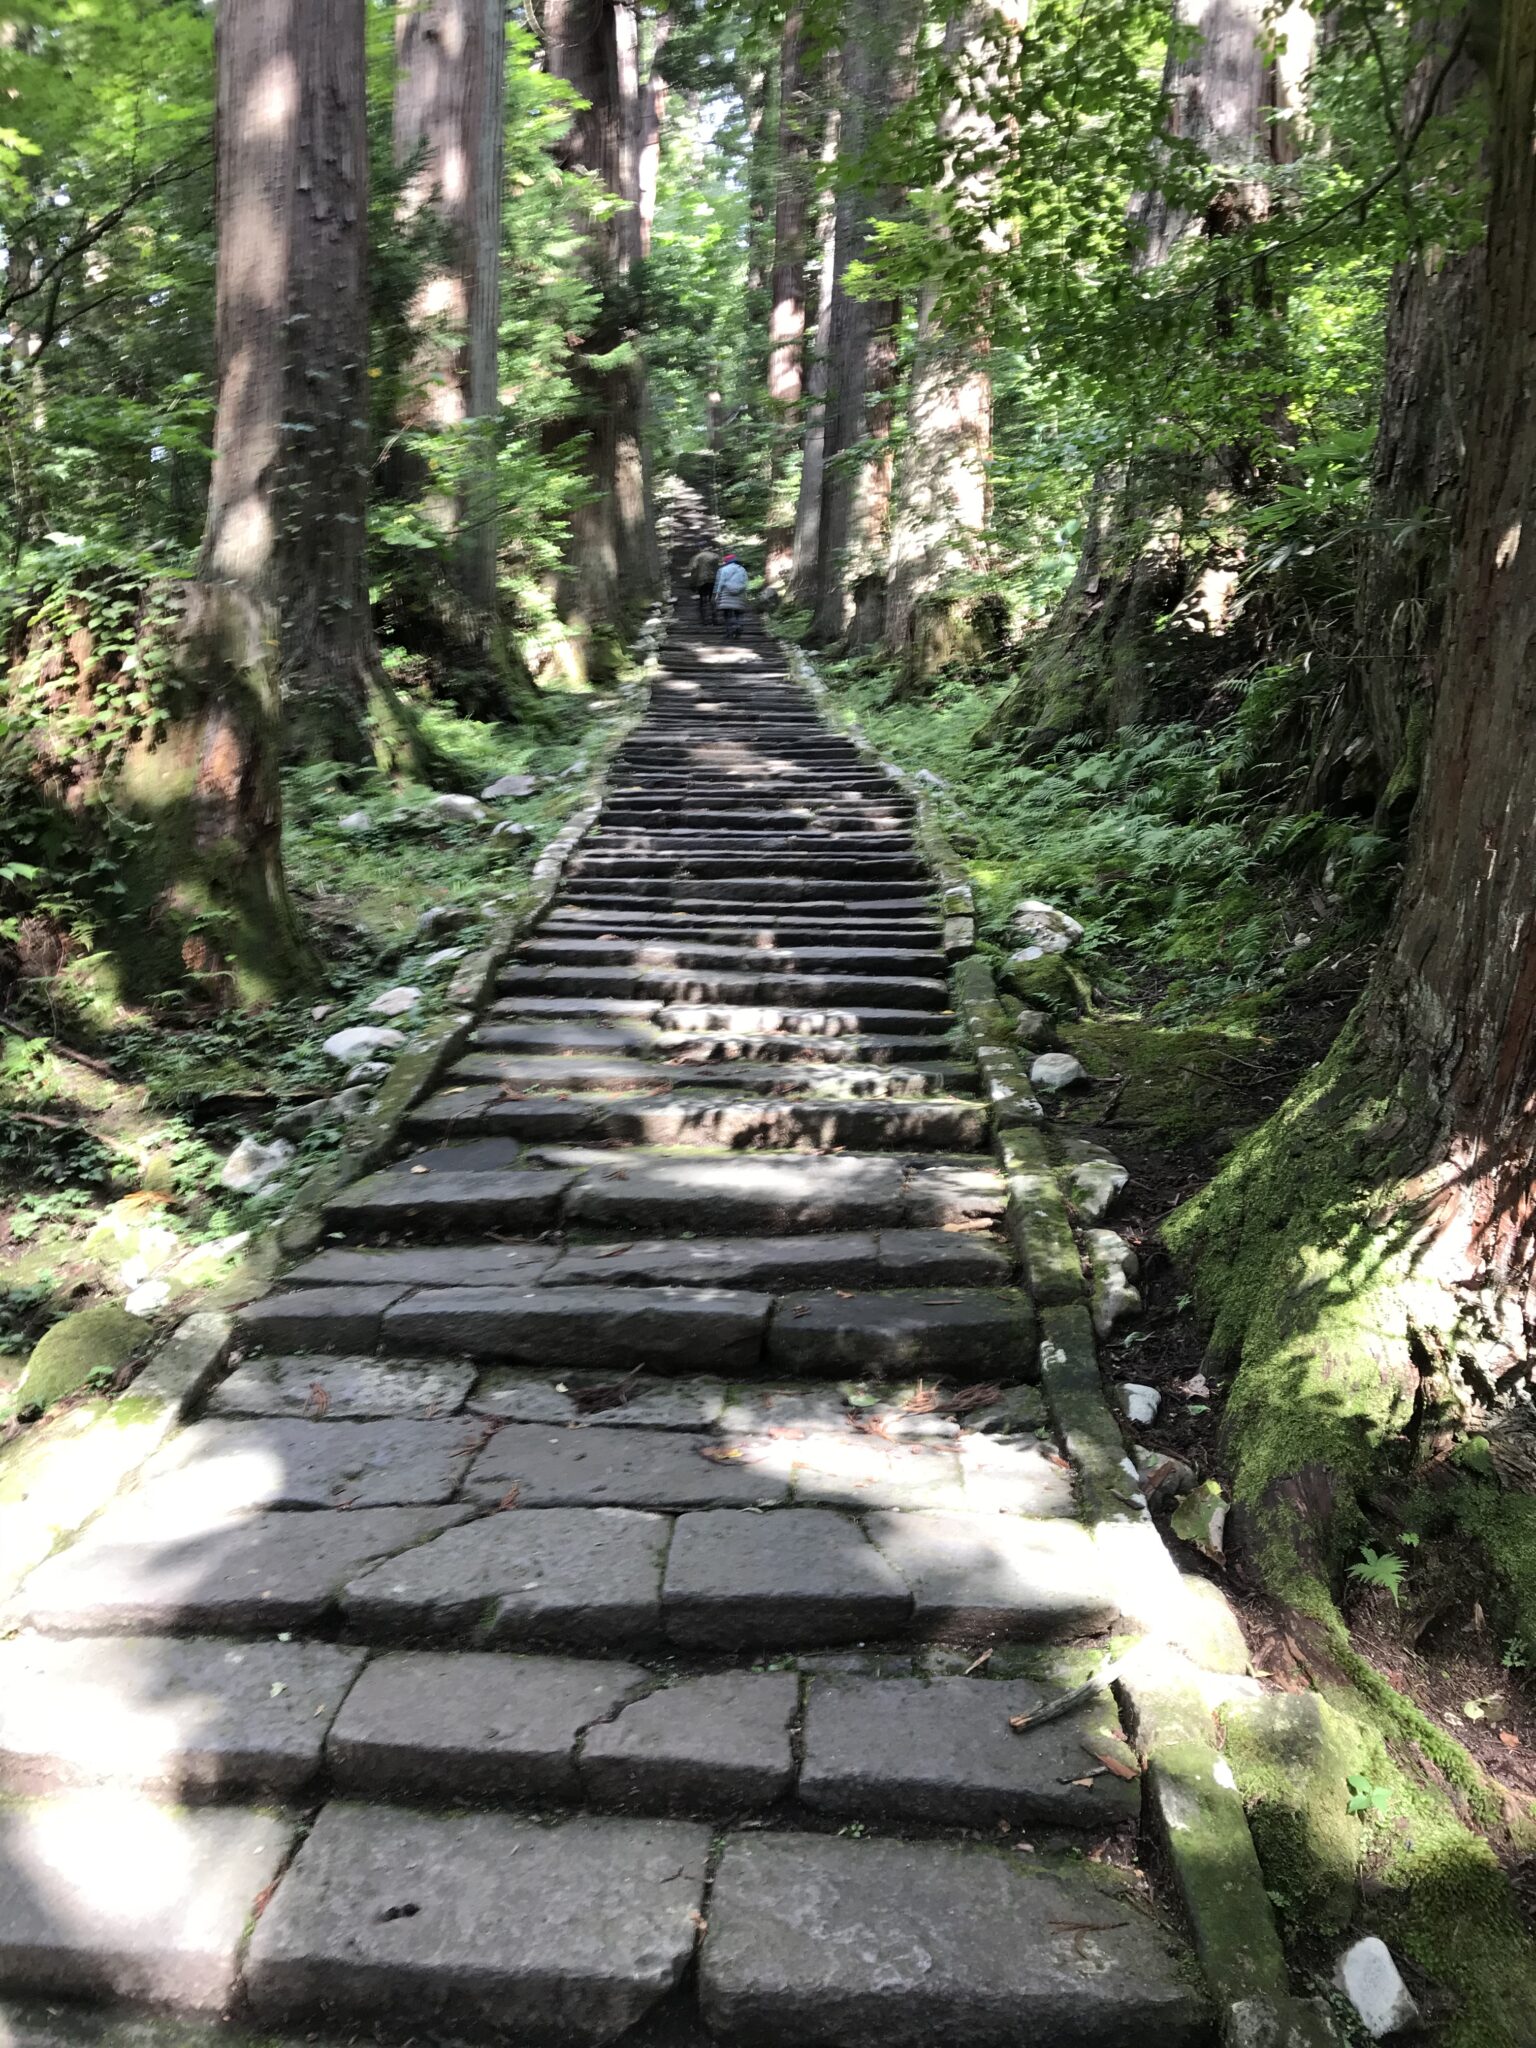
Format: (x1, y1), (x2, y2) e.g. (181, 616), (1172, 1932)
(1347, 1544), (1408, 1604)
(1346, 1770), (1392, 1820)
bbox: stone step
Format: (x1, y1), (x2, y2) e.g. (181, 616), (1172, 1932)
(550, 896), (940, 922)
(321, 1152), (1005, 1239)
(474, 1023), (957, 1063)
(450, 1050), (979, 1097)
(287, 1225), (1011, 1293)
(569, 854), (924, 880)
(561, 878), (936, 906)
(0, 1641), (1135, 1837)
(515, 940), (945, 974)
(538, 919), (946, 947)
(236, 1280), (1033, 1381)
(495, 966), (952, 1009)
(407, 1086), (988, 1153)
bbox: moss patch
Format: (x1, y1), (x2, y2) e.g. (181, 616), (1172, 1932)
(16, 1302), (146, 1414)
(1063, 1013), (1274, 1149)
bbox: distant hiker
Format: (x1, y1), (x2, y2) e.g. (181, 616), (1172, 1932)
(713, 553), (749, 639)
(688, 544), (720, 625)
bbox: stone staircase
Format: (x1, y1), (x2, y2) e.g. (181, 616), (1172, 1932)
(0, 529), (1214, 2045)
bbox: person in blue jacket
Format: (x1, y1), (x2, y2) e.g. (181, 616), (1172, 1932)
(713, 553), (749, 639)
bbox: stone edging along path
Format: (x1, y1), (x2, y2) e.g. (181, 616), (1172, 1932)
(0, 546), (1337, 2048)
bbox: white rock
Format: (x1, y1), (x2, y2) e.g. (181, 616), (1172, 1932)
(1010, 897), (1084, 954)
(1012, 1007), (1055, 1051)
(218, 1136), (295, 1195)
(1057, 1140), (1129, 1222)
(425, 793), (487, 824)
(1030, 1052), (1087, 1091)
(310, 1004), (333, 1021)
(322, 1025), (406, 1064)
(913, 768), (947, 790)
(423, 946), (467, 971)
(1334, 1937), (1419, 2039)
(1116, 1382), (1162, 1427)
(1087, 1227), (1142, 1340)
(491, 820), (535, 843)
(343, 1061), (391, 1085)
(368, 985), (422, 1017)
(337, 810), (373, 833)
(481, 773), (538, 800)
(123, 1278), (172, 1317)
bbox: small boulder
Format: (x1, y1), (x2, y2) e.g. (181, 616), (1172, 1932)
(913, 768), (947, 791)
(425, 793), (487, 824)
(1001, 949), (1092, 1015)
(329, 1085), (375, 1121)
(1056, 1138), (1129, 1222)
(343, 1060), (392, 1085)
(1334, 1937), (1419, 2039)
(1010, 897), (1084, 954)
(17, 1303), (146, 1414)
(219, 1136), (295, 1195)
(322, 1025), (406, 1064)
(417, 905), (471, 936)
(273, 1098), (330, 1139)
(481, 773), (538, 800)
(1131, 1444), (1196, 1502)
(1030, 1051), (1087, 1092)
(1012, 1007), (1057, 1051)
(367, 985), (422, 1018)
(123, 1278), (172, 1317)
(1116, 1382), (1161, 1427)
(423, 946), (467, 971)
(337, 810), (373, 834)
(491, 820), (535, 845)
(1086, 1226), (1141, 1338)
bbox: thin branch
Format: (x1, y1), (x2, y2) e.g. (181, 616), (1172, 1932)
(1154, 19), (1472, 307)
(0, 153), (210, 325)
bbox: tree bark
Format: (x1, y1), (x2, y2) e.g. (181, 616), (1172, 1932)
(393, 0), (508, 652)
(764, 9), (811, 589)
(1362, 0), (1536, 1306)
(200, 0), (395, 763)
(789, 81), (839, 604)
(809, 0), (918, 646)
(541, 0), (655, 682)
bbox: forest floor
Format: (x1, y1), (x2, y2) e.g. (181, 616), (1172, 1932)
(0, 691), (621, 1422)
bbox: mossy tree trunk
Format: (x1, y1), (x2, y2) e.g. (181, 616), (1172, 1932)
(1170, 0), (1536, 1598)
(390, 0), (511, 699)
(764, 9), (812, 592)
(789, 81), (839, 605)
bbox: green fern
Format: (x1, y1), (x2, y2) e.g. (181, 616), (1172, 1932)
(1347, 1545), (1407, 1605)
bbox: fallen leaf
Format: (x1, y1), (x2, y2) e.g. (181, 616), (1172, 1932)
(498, 1486), (522, 1510)
(698, 1441), (773, 1465)
(305, 1382), (331, 1418)
(1500, 1729), (1522, 1749)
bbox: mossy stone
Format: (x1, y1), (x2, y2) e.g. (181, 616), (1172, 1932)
(17, 1304), (147, 1414)
(999, 950), (1092, 1016)
(1223, 1692), (1360, 1935)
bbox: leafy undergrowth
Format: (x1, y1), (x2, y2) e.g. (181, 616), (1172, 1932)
(0, 691), (617, 1416)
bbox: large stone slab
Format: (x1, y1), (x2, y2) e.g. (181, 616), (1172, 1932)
(0, 1795), (293, 2011)
(874, 1229), (1012, 1285)
(9, 1505), (468, 1636)
(206, 1354), (475, 1421)
(698, 1831), (1207, 2047)
(0, 1636), (363, 1797)
(245, 1804), (708, 2043)
(663, 1511), (911, 1648)
(786, 1435), (968, 1512)
(551, 1233), (884, 1291)
(328, 1652), (648, 1800)
(470, 1373), (727, 1432)
(341, 1507), (671, 1648)
(381, 1284), (770, 1371)
(565, 1156), (906, 1234)
(798, 1675), (1139, 1831)
(579, 1672), (798, 1812)
(863, 1513), (1120, 1640)
(901, 1162), (1007, 1229)
(322, 1168), (575, 1238)
(286, 1245), (559, 1290)
(958, 1432), (1077, 1516)
(235, 1286), (407, 1353)
(143, 1419), (474, 1512)
(463, 1424), (789, 1511)
(768, 1292), (1034, 1380)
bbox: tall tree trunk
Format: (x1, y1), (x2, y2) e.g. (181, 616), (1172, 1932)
(199, 0), (401, 764)
(764, 9), (811, 589)
(789, 81), (839, 603)
(541, 0), (655, 683)
(393, 0), (508, 665)
(809, 0), (918, 646)
(884, 7), (997, 674)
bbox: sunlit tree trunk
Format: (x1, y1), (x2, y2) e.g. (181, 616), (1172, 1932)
(542, 0), (655, 681)
(764, 8), (811, 589)
(393, 0), (508, 658)
(809, 0), (919, 645)
(789, 82), (839, 603)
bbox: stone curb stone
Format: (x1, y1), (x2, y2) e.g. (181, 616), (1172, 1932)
(662, 1509), (911, 1647)
(996, 1126), (1088, 1308)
